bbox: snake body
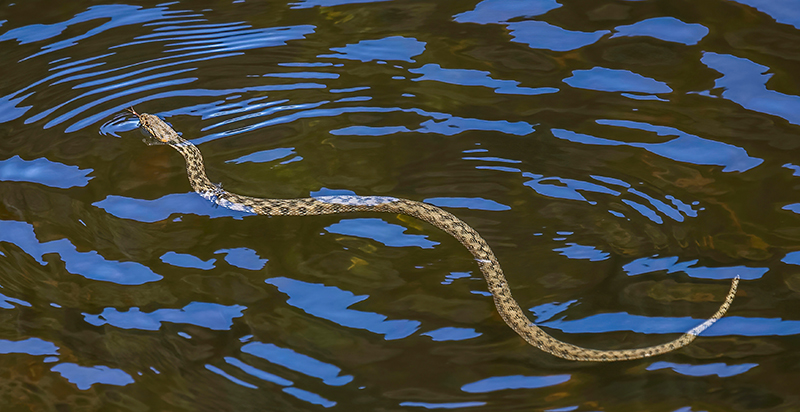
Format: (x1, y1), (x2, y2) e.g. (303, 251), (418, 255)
(131, 109), (739, 362)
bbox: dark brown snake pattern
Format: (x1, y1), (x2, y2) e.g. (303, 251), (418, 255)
(130, 108), (739, 362)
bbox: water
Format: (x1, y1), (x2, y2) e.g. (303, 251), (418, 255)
(0, 0), (798, 410)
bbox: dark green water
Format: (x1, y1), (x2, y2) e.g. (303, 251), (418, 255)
(1, 0), (799, 410)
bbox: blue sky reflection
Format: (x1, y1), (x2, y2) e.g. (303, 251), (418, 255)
(421, 327), (482, 342)
(453, 0), (561, 25)
(410, 64), (557, 95)
(216, 248), (268, 270)
(266, 276), (420, 340)
(0, 220), (162, 285)
(51, 363), (134, 390)
(319, 36), (425, 63)
(94, 193), (255, 222)
(400, 401), (487, 409)
(702, 52), (800, 126)
(624, 255), (767, 280)
(0, 156), (93, 188)
(728, 0), (800, 29)
(553, 121), (763, 173)
(553, 243), (610, 262)
(160, 251), (215, 270)
(326, 218), (438, 249)
(424, 197), (510, 211)
(647, 361), (758, 377)
(241, 342), (353, 386)
(0, 337), (59, 355)
(461, 374), (571, 393)
(83, 302), (245, 330)
(507, 21), (608, 52)
(612, 17), (709, 45)
(226, 147), (297, 164)
(523, 172), (620, 204)
(564, 67), (671, 94)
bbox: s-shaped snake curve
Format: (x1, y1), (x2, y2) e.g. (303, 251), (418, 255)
(130, 108), (739, 362)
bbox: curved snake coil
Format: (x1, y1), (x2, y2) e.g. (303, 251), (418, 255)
(130, 108), (739, 362)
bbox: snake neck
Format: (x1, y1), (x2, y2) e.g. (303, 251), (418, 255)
(169, 138), (217, 195)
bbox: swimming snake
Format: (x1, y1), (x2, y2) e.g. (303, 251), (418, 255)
(130, 108), (739, 361)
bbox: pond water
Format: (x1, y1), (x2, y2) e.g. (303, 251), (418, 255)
(1, 0), (799, 410)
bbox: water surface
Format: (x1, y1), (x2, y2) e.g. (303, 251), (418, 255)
(0, 0), (799, 410)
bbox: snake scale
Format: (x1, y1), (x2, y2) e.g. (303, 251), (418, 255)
(130, 108), (739, 362)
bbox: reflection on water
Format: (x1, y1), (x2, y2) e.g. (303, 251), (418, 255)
(0, 156), (93, 188)
(1, 0), (800, 409)
(0, 220), (163, 284)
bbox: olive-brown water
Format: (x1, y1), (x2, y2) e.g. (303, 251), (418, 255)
(1, 0), (799, 410)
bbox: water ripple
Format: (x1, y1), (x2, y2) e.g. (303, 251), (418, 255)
(0, 156), (92, 188)
(2, 8), (315, 132)
(553, 120), (763, 173)
(647, 361), (758, 378)
(1, 0), (798, 408)
(0, 4), (194, 59)
(0, 337), (59, 355)
(241, 342), (353, 386)
(93, 193), (255, 222)
(461, 374), (571, 393)
(51, 363), (135, 390)
(411, 64), (557, 96)
(266, 276), (421, 340)
(453, 0), (561, 25)
(702, 52), (800, 126)
(611, 17), (709, 45)
(83, 301), (246, 330)
(564, 67), (672, 94)
(326, 218), (439, 249)
(0, 220), (162, 285)
(319, 36), (426, 63)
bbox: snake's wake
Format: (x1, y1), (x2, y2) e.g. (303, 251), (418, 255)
(131, 109), (739, 362)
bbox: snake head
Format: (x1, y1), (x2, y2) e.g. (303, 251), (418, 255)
(129, 108), (181, 145)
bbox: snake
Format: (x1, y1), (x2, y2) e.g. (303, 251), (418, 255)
(129, 108), (739, 362)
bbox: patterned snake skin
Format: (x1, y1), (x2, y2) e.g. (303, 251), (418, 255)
(130, 108), (739, 362)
